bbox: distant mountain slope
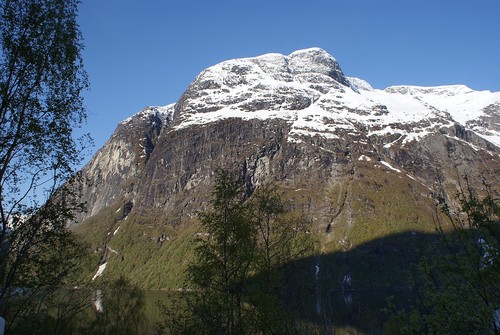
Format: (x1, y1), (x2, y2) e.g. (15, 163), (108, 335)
(72, 48), (500, 288)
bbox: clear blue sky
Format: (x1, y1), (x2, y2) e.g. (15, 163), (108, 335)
(77, 0), (500, 158)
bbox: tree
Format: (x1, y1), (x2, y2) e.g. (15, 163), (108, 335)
(395, 181), (500, 334)
(160, 171), (315, 335)
(187, 170), (256, 335)
(85, 277), (145, 335)
(249, 184), (315, 334)
(0, 0), (89, 331)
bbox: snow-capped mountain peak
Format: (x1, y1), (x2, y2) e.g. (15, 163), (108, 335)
(347, 77), (374, 92)
(122, 48), (499, 148)
(72, 49), (500, 300)
(120, 104), (174, 126)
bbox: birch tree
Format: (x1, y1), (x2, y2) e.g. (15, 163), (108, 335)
(0, 0), (89, 331)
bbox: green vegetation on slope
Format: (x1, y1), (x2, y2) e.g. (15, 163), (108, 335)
(74, 201), (199, 289)
(74, 163), (446, 291)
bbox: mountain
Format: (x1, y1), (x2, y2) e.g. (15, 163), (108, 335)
(73, 48), (500, 288)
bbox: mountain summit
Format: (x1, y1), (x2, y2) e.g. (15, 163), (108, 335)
(73, 48), (500, 288)
(174, 47), (499, 147)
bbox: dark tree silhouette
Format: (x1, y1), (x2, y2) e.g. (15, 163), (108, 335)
(0, 0), (90, 332)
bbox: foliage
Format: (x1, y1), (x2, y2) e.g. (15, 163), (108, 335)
(248, 183), (316, 334)
(186, 170), (256, 334)
(6, 286), (95, 335)
(0, 0), (90, 332)
(393, 182), (500, 334)
(2, 232), (96, 335)
(159, 170), (315, 334)
(84, 276), (145, 335)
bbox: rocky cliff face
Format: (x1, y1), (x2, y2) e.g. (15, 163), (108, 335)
(72, 48), (500, 287)
(74, 105), (173, 222)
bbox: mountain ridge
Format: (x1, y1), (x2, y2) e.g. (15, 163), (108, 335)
(122, 48), (500, 147)
(72, 48), (500, 288)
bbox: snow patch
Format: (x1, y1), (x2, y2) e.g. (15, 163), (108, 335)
(406, 174), (417, 181)
(347, 77), (373, 91)
(358, 155), (372, 161)
(93, 290), (103, 312)
(108, 246), (119, 255)
(120, 104), (175, 125)
(118, 50), (500, 148)
(91, 262), (107, 281)
(380, 161), (401, 173)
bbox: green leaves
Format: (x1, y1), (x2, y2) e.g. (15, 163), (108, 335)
(396, 185), (500, 335)
(0, 0), (90, 332)
(160, 170), (314, 334)
(0, 0), (88, 208)
(188, 170), (254, 334)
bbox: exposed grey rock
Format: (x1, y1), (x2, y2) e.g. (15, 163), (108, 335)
(73, 48), (500, 239)
(72, 105), (173, 224)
